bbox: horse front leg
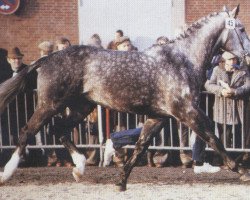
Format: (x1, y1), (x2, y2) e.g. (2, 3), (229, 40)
(59, 136), (86, 182)
(183, 107), (248, 176)
(116, 118), (165, 191)
(50, 112), (88, 182)
(0, 106), (58, 184)
(50, 104), (95, 182)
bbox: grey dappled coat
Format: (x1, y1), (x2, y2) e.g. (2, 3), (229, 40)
(205, 65), (250, 125)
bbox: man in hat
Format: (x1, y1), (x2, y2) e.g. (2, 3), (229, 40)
(7, 47), (25, 76)
(204, 51), (250, 168)
(5, 47), (38, 167)
(55, 37), (71, 51)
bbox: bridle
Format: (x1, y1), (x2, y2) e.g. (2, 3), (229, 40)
(224, 11), (249, 59)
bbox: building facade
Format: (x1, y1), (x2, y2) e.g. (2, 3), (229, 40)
(0, 0), (249, 63)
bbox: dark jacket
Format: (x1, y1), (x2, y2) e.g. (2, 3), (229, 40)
(0, 49), (12, 84)
(7, 63), (37, 144)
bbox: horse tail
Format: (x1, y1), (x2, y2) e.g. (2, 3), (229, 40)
(0, 57), (44, 115)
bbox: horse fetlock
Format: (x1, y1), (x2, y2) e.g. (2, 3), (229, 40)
(71, 152), (86, 182)
(240, 172), (250, 182)
(238, 167), (248, 175)
(115, 180), (127, 192)
(0, 170), (13, 184)
(226, 160), (237, 172)
(72, 167), (83, 182)
(71, 152), (86, 169)
(0, 172), (5, 185)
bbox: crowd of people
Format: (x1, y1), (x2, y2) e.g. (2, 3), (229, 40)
(1, 29), (250, 175)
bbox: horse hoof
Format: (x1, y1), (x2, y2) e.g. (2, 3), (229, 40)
(0, 178), (4, 186)
(115, 182), (127, 192)
(238, 167), (248, 175)
(240, 172), (250, 182)
(72, 167), (83, 182)
(0, 172), (5, 185)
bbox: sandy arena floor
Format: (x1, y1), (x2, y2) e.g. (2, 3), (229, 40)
(0, 166), (249, 200)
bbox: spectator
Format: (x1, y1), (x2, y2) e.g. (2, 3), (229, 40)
(192, 136), (221, 173)
(204, 51), (250, 169)
(55, 37), (71, 51)
(156, 36), (169, 45)
(0, 48), (12, 166)
(115, 36), (137, 51)
(84, 34), (104, 166)
(107, 29), (123, 50)
(87, 34), (103, 49)
(0, 48), (12, 83)
(38, 41), (54, 57)
(107, 36), (138, 167)
(147, 37), (171, 168)
(33, 41), (54, 161)
(46, 37), (74, 167)
(85, 108), (99, 166)
(6, 47), (38, 166)
(178, 123), (193, 168)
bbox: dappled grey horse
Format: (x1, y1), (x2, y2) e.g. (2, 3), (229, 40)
(0, 5), (250, 191)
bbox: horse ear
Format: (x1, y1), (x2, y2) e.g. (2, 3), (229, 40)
(230, 4), (240, 18)
(223, 5), (229, 13)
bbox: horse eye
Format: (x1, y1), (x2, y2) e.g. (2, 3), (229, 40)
(240, 27), (245, 32)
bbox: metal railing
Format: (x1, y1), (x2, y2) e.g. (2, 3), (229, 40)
(0, 91), (250, 157)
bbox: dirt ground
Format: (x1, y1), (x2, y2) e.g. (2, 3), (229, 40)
(0, 166), (245, 186)
(1, 166), (250, 200)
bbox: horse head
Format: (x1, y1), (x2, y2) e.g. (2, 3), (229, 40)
(219, 5), (250, 64)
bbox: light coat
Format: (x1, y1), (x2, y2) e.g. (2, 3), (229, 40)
(205, 65), (250, 125)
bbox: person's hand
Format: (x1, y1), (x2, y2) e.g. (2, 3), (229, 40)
(221, 88), (235, 97)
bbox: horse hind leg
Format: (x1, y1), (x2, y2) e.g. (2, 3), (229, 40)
(116, 118), (165, 191)
(0, 106), (59, 184)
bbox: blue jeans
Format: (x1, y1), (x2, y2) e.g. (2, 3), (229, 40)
(192, 136), (206, 162)
(111, 128), (142, 149)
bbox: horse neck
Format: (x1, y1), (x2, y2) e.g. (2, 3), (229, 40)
(177, 14), (226, 82)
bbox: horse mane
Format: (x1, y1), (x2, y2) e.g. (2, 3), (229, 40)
(169, 12), (220, 43)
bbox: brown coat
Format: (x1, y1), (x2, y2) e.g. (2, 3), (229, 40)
(205, 65), (250, 125)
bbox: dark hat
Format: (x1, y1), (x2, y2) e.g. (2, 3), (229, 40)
(7, 47), (24, 59)
(56, 37), (71, 45)
(211, 54), (223, 66)
(115, 36), (130, 46)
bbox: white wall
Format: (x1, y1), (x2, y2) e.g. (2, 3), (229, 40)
(78, 0), (174, 51)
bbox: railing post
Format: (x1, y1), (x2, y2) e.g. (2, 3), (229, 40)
(105, 109), (110, 139)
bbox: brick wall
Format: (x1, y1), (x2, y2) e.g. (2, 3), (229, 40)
(0, 1), (249, 64)
(0, 0), (78, 63)
(186, 0), (250, 33)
